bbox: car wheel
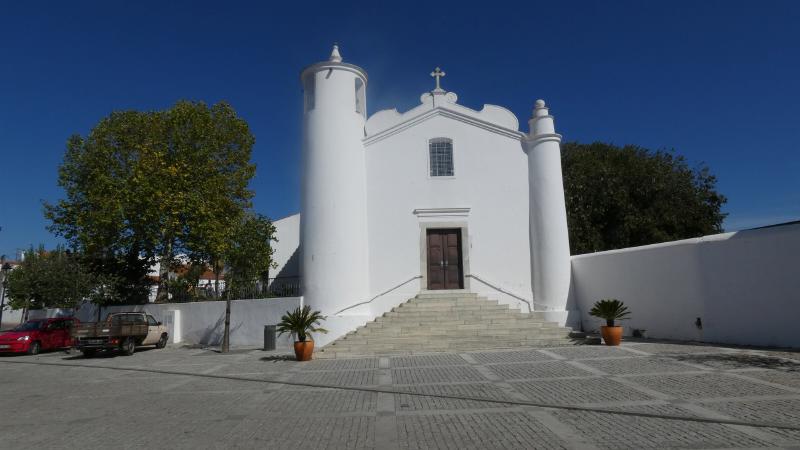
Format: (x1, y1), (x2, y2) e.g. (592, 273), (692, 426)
(27, 341), (41, 356)
(156, 334), (168, 349)
(121, 337), (136, 356)
(82, 349), (96, 358)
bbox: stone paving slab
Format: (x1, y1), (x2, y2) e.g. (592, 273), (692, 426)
(397, 411), (569, 450)
(487, 360), (596, 380)
(391, 365), (487, 384)
(628, 372), (793, 399)
(738, 368), (800, 389)
(1, 342), (800, 449)
(578, 356), (704, 375)
(510, 376), (656, 405)
(552, 405), (776, 449)
(468, 349), (556, 364)
(625, 342), (737, 355)
(542, 345), (635, 359)
(395, 382), (516, 411)
(291, 368), (382, 387)
(698, 398), (800, 443)
(390, 353), (468, 367)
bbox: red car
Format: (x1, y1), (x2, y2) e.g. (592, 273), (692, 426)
(0, 317), (78, 355)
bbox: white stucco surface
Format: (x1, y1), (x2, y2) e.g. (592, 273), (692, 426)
(300, 53), (371, 318)
(272, 213), (300, 278)
(363, 112), (533, 315)
(284, 47), (576, 340)
(572, 223), (800, 348)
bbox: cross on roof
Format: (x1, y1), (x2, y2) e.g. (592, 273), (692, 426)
(430, 67), (446, 91)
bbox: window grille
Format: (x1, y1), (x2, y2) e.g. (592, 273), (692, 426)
(429, 138), (454, 177)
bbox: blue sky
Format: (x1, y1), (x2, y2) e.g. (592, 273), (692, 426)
(1, 0), (799, 258)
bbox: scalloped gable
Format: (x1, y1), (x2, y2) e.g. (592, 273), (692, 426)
(364, 92), (522, 146)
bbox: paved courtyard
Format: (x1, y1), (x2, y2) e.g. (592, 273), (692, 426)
(1, 341), (799, 449)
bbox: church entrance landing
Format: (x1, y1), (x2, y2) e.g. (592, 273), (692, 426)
(426, 228), (464, 290)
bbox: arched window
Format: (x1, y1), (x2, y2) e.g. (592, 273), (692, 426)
(429, 138), (454, 177)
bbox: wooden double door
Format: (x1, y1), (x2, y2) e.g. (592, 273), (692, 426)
(426, 228), (464, 290)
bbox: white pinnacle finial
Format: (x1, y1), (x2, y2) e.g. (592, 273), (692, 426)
(533, 99), (549, 118)
(430, 67), (446, 92)
(329, 44), (342, 63)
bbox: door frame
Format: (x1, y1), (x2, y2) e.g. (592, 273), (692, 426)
(419, 222), (471, 292)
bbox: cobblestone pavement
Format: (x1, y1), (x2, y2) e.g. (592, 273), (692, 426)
(1, 341), (800, 449)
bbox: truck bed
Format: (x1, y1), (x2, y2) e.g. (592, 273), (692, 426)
(72, 322), (149, 348)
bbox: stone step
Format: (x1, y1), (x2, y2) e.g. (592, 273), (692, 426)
(354, 329), (568, 341)
(414, 292), (479, 299)
(379, 310), (519, 319)
(318, 292), (579, 358)
(364, 320), (562, 330)
(410, 294), (489, 302)
(346, 328), (572, 341)
(338, 332), (573, 346)
(393, 305), (511, 314)
(322, 339), (577, 355)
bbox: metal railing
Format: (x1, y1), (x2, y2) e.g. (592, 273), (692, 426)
(165, 277), (300, 303)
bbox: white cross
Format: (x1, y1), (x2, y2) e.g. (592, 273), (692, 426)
(430, 67), (446, 91)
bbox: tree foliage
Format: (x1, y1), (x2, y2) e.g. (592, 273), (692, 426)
(44, 100), (256, 303)
(225, 213), (278, 289)
(5, 246), (94, 311)
(562, 142), (727, 254)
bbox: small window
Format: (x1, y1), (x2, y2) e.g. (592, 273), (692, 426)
(147, 315), (158, 326)
(355, 78), (366, 117)
(429, 138), (454, 177)
(303, 78), (315, 112)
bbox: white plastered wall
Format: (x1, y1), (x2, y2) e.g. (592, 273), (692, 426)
(571, 223), (800, 348)
(360, 114), (533, 317)
(272, 213), (300, 278)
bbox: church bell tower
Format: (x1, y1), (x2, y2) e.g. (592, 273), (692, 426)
(299, 45), (370, 316)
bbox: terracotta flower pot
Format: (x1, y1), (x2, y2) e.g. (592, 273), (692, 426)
(294, 340), (315, 361)
(600, 326), (623, 346)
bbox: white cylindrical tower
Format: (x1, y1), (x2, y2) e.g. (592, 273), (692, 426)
(523, 100), (572, 324)
(300, 45), (370, 316)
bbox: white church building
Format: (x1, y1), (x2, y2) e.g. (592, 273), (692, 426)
(11, 47), (798, 351)
(272, 45), (579, 345)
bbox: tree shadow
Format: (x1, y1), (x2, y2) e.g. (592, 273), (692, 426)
(674, 353), (800, 371)
(259, 354), (295, 362)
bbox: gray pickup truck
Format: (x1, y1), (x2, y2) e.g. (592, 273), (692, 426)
(72, 312), (169, 357)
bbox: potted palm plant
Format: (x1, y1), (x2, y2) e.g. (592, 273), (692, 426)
(589, 299), (630, 346)
(277, 305), (327, 361)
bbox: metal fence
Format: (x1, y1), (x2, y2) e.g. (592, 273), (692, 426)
(166, 277), (300, 303)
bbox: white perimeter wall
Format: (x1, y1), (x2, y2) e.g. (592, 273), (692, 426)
(20, 298), (303, 349)
(571, 223), (800, 348)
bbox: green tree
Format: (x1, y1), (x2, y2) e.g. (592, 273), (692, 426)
(202, 213), (276, 353)
(6, 246), (94, 320)
(562, 142), (727, 254)
(225, 213), (278, 290)
(44, 100), (256, 305)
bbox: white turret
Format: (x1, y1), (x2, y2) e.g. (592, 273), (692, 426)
(300, 45), (370, 316)
(523, 100), (572, 324)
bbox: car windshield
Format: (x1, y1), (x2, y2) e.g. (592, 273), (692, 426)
(13, 321), (43, 331)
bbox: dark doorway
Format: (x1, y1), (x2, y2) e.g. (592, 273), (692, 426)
(426, 228), (464, 290)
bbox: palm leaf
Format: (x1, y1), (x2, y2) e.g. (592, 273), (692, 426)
(277, 305), (328, 342)
(588, 299), (631, 327)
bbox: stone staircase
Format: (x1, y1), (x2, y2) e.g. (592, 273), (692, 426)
(316, 292), (583, 359)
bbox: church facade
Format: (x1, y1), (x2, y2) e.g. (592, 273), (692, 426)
(273, 46), (577, 342)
